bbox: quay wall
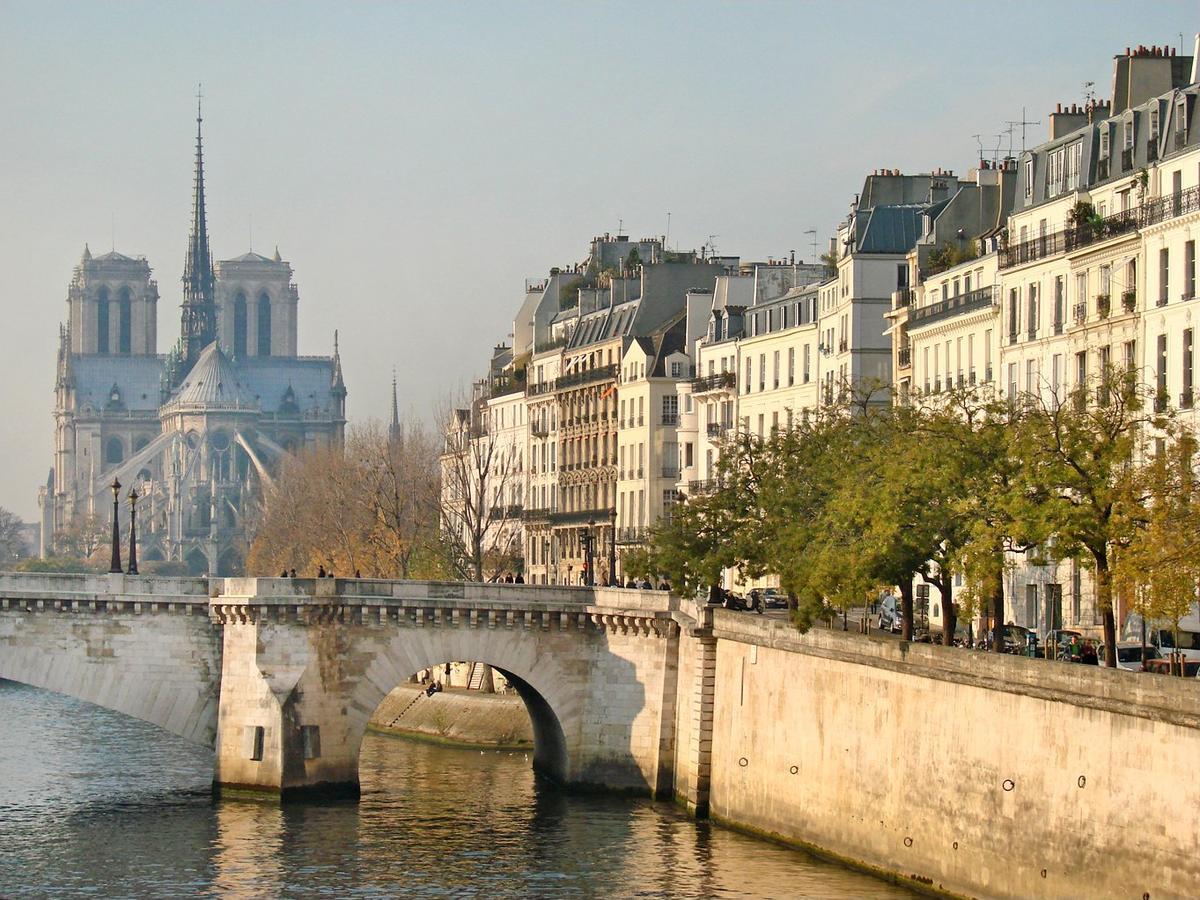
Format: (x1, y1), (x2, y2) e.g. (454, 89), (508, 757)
(683, 610), (1200, 900)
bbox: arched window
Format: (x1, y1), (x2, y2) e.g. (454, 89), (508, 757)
(117, 287), (132, 354)
(96, 287), (110, 354)
(233, 292), (247, 358)
(256, 292), (271, 356)
(104, 437), (124, 465)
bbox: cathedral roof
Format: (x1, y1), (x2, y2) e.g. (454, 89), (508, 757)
(71, 355), (164, 414)
(172, 342), (255, 409)
(225, 251), (277, 264)
(91, 250), (140, 263)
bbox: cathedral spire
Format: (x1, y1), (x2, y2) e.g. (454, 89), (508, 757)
(389, 367), (400, 444)
(179, 85), (217, 378)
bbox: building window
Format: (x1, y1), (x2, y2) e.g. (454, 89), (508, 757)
(1186, 241), (1196, 300)
(257, 292), (272, 356)
(233, 292), (248, 357)
(803, 345), (811, 383)
(104, 437), (124, 465)
(1157, 333), (1168, 406)
(788, 348), (795, 385)
(1183, 328), (1194, 406)
(1160, 248), (1170, 306)
(773, 351), (780, 389)
(96, 286), (110, 354)
(117, 288), (132, 354)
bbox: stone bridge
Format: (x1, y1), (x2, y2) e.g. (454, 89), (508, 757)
(0, 573), (687, 799)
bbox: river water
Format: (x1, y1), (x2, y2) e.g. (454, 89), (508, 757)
(0, 680), (914, 898)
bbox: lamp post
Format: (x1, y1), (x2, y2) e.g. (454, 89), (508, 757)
(126, 487), (139, 576)
(108, 477), (122, 574)
(608, 507), (617, 586)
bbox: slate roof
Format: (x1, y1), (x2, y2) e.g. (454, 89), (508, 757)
(856, 204), (927, 254)
(70, 355), (165, 414)
(173, 343), (254, 408)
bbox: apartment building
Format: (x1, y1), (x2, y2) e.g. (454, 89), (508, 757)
(616, 316), (690, 569)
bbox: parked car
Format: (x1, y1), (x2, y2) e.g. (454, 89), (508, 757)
(1002, 624), (1033, 654)
(1046, 629), (1082, 659)
(875, 595), (901, 633)
(1144, 656), (1200, 677)
(1109, 642), (1162, 671)
(762, 588), (788, 609)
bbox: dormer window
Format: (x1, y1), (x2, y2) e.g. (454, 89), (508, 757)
(1023, 155), (1034, 199)
(1150, 106), (1160, 140)
(1099, 128), (1110, 159)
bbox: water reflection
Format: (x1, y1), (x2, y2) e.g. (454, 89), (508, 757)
(0, 681), (914, 898)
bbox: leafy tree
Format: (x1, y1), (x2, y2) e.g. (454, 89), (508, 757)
(1006, 372), (1160, 666)
(1113, 432), (1200, 673)
(0, 507), (27, 564)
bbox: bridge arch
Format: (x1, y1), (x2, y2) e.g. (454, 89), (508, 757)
(350, 640), (578, 786)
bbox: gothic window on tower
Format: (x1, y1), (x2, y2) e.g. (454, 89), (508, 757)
(104, 437), (124, 466)
(233, 292), (248, 358)
(118, 287), (132, 354)
(96, 286), (110, 354)
(257, 292), (271, 356)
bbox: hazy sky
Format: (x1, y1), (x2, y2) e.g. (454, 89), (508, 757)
(0, 2), (1195, 519)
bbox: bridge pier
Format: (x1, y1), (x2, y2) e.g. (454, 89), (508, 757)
(208, 581), (684, 801)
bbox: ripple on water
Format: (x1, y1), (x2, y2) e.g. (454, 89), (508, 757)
(0, 680), (914, 898)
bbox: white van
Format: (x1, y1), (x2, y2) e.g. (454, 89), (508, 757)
(1122, 606), (1200, 662)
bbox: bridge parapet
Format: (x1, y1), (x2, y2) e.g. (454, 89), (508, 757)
(211, 578), (679, 636)
(0, 571), (212, 615)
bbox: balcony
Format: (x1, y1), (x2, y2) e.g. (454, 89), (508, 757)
(985, 366), (993, 382)
(1072, 303), (1087, 325)
(522, 506), (553, 523)
(531, 422), (549, 438)
(550, 508), (613, 526)
(999, 208), (1139, 270)
(1157, 292), (1169, 308)
(908, 285), (997, 328)
(488, 504), (524, 519)
(616, 526), (649, 545)
(897, 346), (912, 368)
(1122, 290), (1137, 312)
(555, 364), (618, 392)
(1182, 390), (1195, 410)
(1026, 327), (1037, 341)
(1141, 185), (1200, 226)
(1097, 294), (1111, 319)
(662, 464), (680, 479)
(661, 412), (679, 426)
(526, 380), (556, 397)
(1155, 392), (1169, 414)
(838, 338), (848, 353)
(690, 372), (736, 394)
(1053, 318), (1064, 336)
(706, 423), (722, 438)
(687, 479), (720, 495)
(893, 289), (915, 309)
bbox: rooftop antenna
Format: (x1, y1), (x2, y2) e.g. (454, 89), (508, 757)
(617, 217), (623, 235)
(803, 228), (817, 264)
(111, 213), (115, 252)
(1083, 81), (1096, 107)
(1005, 106), (1040, 154)
(664, 212), (671, 251)
(248, 213), (252, 253)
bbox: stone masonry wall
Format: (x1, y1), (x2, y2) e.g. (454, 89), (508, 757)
(699, 612), (1200, 899)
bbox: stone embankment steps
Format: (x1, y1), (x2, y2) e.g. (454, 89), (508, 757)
(369, 684), (534, 748)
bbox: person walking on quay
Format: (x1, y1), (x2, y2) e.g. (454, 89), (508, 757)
(1081, 640), (1099, 665)
(514, 573), (524, 584)
(317, 564), (326, 578)
(1068, 634), (1083, 662)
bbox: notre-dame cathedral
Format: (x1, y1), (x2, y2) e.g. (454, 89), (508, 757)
(37, 103), (347, 575)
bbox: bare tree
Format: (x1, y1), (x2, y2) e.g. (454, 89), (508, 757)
(438, 400), (523, 581)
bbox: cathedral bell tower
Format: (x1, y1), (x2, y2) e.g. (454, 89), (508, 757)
(179, 89), (216, 379)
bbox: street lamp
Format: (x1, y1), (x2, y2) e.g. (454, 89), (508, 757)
(126, 487), (140, 576)
(608, 507), (617, 586)
(108, 477), (122, 574)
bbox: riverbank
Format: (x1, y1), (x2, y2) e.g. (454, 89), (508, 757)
(367, 684), (533, 749)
